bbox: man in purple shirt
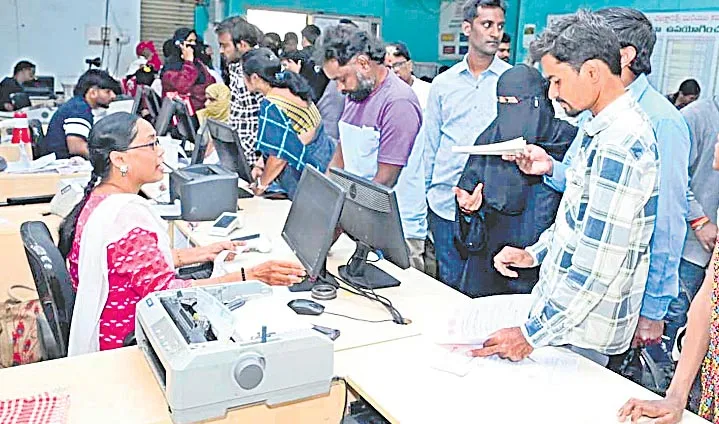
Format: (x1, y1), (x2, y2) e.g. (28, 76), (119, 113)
(315, 24), (427, 269)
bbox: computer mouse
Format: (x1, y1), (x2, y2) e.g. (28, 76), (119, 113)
(287, 299), (325, 316)
(0, 156), (6, 172)
(241, 234), (272, 253)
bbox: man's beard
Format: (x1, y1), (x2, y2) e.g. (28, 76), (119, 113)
(346, 71), (376, 102)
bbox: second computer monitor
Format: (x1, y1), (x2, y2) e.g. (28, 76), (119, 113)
(205, 119), (254, 184)
(329, 167), (410, 289)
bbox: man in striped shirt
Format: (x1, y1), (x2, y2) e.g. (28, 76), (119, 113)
(39, 70), (117, 159)
(472, 11), (660, 362)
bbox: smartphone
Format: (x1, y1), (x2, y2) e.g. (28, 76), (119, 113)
(231, 233), (260, 242)
(312, 325), (341, 341)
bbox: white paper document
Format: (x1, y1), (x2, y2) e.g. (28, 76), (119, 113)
(149, 200), (181, 218)
(451, 137), (527, 155)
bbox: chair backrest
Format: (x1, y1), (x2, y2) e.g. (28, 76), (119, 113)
(27, 119), (44, 160)
(20, 221), (75, 358)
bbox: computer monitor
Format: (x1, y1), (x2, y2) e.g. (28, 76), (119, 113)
(205, 119), (253, 185)
(282, 166), (345, 291)
(145, 88), (162, 120)
(190, 122), (210, 165)
(174, 100), (197, 146)
(22, 76), (55, 98)
(154, 97), (174, 136)
(329, 168), (410, 289)
(130, 89), (143, 116)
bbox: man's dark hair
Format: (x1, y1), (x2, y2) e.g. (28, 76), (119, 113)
(215, 16), (263, 47)
(315, 24), (385, 66)
(501, 33), (511, 44)
(13, 61), (35, 76)
(594, 7), (655, 76)
(530, 10), (621, 76)
(301, 25), (322, 45)
(280, 50), (305, 64)
(284, 32), (299, 43)
(463, 0), (507, 23)
(73, 69), (118, 97)
(388, 42), (411, 61)
(679, 79), (701, 96)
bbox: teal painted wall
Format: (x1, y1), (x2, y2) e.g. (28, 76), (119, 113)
(195, 0), (520, 65)
(515, 0), (719, 63)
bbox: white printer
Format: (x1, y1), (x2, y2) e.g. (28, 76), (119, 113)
(135, 282), (334, 424)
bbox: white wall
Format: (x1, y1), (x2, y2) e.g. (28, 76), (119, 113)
(0, 0), (141, 92)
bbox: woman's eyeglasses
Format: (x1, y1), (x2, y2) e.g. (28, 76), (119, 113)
(124, 139), (161, 151)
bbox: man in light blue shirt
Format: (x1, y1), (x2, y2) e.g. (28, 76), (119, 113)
(508, 8), (690, 353)
(422, 0), (511, 289)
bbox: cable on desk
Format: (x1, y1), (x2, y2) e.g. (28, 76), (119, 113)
(332, 376), (349, 423)
(330, 271), (409, 326)
(324, 311), (393, 324)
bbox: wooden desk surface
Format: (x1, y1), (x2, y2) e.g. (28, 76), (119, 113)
(0, 171), (89, 203)
(0, 204), (62, 299)
(335, 335), (709, 424)
(0, 143), (32, 162)
(0, 347), (345, 424)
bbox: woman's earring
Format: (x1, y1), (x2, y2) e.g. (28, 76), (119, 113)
(120, 165), (128, 177)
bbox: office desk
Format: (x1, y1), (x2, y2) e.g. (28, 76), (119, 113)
(334, 335), (709, 424)
(0, 171), (89, 203)
(0, 347), (346, 424)
(172, 196), (468, 352)
(0, 143), (32, 162)
(0, 204), (61, 299)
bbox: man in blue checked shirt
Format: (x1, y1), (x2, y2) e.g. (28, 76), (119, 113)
(471, 11), (660, 362)
(504, 8), (690, 360)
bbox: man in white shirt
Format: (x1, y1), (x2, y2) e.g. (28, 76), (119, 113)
(385, 42), (431, 111)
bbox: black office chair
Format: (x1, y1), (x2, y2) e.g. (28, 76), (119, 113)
(20, 221), (75, 359)
(28, 119), (44, 160)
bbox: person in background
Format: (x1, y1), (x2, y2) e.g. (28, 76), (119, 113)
(497, 33), (511, 62)
(668, 79), (701, 110)
(661, 94), (719, 364)
(38, 69), (117, 159)
(384, 42), (432, 111)
(618, 133), (719, 424)
(453, 64), (575, 298)
(422, 0), (511, 290)
(282, 32), (299, 54)
(506, 8), (691, 376)
(317, 25), (428, 270)
(196, 83), (231, 163)
(242, 48), (335, 199)
(59, 113), (305, 356)
(261, 32), (282, 56)
(126, 41), (161, 76)
(282, 50), (344, 144)
(161, 28), (216, 113)
(0, 60), (35, 111)
(480, 11), (660, 364)
(300, 24), (330, 100)
(215, 16), (264, 173)
(197, 41), (223, 85)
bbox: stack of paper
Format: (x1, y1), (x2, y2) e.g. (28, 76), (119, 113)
(451, 137), (527, 155)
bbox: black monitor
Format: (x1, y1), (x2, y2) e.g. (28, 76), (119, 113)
(130, 89), (143, 116)
(22, 76), (55, 98)
(191, 122), (210, 165)
(154, 97), (174, 136)
(145, 88), (162, 120)
(174, 100), (197, 146)
(329, 168), (410, 289)
(282, 166), (345, 291)
(205, 119), (253, 184)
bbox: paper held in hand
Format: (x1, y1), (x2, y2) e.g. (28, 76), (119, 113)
(451, 137), (527, 155)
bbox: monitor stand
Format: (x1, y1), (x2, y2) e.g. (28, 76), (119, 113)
(288, 261), (338, 292)
(338, 242), (401, 290)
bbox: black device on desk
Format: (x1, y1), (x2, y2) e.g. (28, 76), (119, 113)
(282, 166), (345, 292)
(132, 86), (161, 123)
(204, 119), (254, 199)
(154, 98), (197, 148)
(22, 76), (55, 98)
(169, 164), (239, 221)
(10, 92), (31, 110)
(329, 168), (410, 289)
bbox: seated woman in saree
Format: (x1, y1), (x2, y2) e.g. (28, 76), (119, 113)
(59, 112), (305, 356)
(242, 48), (335, 200)
(453, 64), (577, 298)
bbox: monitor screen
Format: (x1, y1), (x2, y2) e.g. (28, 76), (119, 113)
(174, 101), (196, 144)
(206, 119), (253, 183)
(154, 98), (174, 136)
(282, 166), (345, 279)
(191, 123), (210, 165)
